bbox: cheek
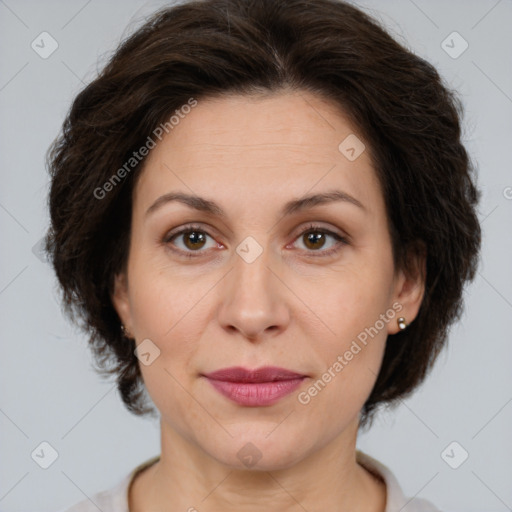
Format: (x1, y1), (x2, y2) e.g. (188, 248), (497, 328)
(130, 269), (206, 414)
(127, 259), (219, 388)
(296, 262), (393, 403)
(299, 300), (388, 420)
(303, 259), (394, 341)
(128, 253), (206, 338)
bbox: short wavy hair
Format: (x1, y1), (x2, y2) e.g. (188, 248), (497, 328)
(45, 0), (481, 428)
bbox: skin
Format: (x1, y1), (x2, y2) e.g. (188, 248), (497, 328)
(112, 89), (425, 512)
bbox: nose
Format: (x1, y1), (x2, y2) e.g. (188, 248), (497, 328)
(217, 245), (291, 342)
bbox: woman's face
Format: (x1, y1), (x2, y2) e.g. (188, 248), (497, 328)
(113, 90), (424, 470)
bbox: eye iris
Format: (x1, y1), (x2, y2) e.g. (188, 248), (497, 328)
(184, 231), (206, 250)
(304, 231), (325, 250)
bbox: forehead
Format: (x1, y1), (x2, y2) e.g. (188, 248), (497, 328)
(151, 90), (360, 153)
(134, 90), (383, 217)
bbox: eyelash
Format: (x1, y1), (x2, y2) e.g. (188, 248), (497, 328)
(163, 223), (348, 259)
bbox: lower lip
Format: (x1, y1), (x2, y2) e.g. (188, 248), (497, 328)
(205, 377), (305, 406)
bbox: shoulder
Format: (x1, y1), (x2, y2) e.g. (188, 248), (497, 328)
(356, 450), (443, 512)
(57, 455), (160, 512)
(57, 473), (131, 512)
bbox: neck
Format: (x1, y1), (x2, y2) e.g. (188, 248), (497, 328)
(130, 418), (386, 512)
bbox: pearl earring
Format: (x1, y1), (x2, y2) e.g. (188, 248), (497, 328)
(397, 317), (408, 330)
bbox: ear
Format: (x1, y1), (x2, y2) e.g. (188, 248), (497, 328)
(388, 243), (426, 335)
(111, 271), (133, 333)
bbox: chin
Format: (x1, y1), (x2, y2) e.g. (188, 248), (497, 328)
(203, 429), (312, 471)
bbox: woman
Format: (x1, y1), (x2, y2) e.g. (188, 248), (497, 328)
(46, 0), (481, 510)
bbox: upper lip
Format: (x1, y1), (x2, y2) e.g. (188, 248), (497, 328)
(203, 366), (306, 383)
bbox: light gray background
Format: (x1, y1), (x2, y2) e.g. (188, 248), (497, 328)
(0, 1), (511, 511)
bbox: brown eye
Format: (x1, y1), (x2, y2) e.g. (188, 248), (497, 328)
(164, 225), (218, 256)
(303, 231), (327, 250)
(182, 230), (207, 250)
(292, 225), (348, 257)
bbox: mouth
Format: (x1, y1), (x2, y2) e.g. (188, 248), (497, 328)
(201, 366), (308, 406)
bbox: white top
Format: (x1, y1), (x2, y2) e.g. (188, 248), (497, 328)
(59, 450), (441, 511)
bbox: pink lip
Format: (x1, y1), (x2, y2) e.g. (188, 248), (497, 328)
(202, 366), (307, 406)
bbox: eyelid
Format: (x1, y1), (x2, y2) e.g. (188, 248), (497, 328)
(163, 223), (218, 243)
(289, 222), (349, 243)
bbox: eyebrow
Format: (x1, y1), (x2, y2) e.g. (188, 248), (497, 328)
(145, 189), (365, 219)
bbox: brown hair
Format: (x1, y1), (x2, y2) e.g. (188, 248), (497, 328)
(45, 0), (481, 428)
